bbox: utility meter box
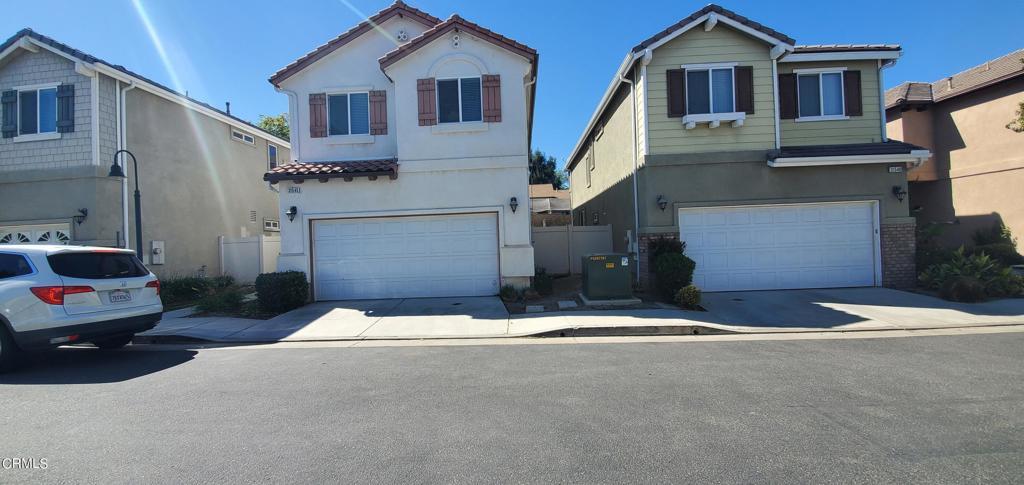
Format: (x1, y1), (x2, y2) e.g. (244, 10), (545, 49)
(581, 253), (632, 300)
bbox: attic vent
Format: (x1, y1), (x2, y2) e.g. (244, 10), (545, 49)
(396, 30), (408, 42)
(451, 33), (461, 48)
(249, 210), (257, 223)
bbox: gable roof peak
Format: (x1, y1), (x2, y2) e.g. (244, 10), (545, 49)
(632, 3), (795, 53)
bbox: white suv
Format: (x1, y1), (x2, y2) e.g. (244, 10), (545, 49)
(0, 245), (163, 371)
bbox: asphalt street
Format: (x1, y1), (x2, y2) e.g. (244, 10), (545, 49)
(1, 332), (1023, 484)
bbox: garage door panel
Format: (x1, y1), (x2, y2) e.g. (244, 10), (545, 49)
(313, 213), (499, 300)
(679, 202), (878, 292)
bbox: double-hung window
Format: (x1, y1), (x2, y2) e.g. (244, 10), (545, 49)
(797, 70), (845, 119)
(686, 66), (734, 115)
(437, 77), (482, 124)
(19, 87), (58, 135)
(328, 92), (369, 136)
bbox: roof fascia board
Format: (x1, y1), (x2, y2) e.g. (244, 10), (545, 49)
(781, 51), (901, 62)
(769, 150), (931, 167)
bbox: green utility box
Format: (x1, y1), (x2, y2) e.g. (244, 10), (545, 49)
(581, 253), (633, 300)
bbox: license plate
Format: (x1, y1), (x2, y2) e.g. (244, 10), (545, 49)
(109, 289), (132, 303)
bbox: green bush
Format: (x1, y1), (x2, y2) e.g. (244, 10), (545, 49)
(919, 247), (1023, 301)
(674, 284), (702, 310)
(533, 269), (553, 296)
(653, 253), (696, 301)
(499, 284), (519, 302)
(196, 287), (244, 313)
(161, 276), (212, 305)
(210, 275), (236, 289)
(971, 243), (1024, 267)
(254, 271), (309, 314)
(648, 236), (685, 260)
(972, 222), (1016, 247)
(916, 222), (954, 271)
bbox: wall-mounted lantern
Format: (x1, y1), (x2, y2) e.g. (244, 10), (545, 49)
(285, 206), (298, 222)
(509, 197), (519, 213)
(892, 185), (908, 203)
(656, 195), (668, 211)
(73, 208), (88, 225)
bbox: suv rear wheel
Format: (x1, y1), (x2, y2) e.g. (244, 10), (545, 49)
(92, 334), (134, 350)
(0, 325), (25, 373)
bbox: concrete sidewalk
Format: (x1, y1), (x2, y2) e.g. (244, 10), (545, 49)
(139, 289), (1024, 343)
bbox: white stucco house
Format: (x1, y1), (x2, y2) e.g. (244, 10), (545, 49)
(265, 1), (537, 301)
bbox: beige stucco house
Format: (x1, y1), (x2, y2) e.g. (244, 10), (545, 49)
(885, 49), (1024, 247)
(567, 4), (931, 292)
(265, 1), (536, 301)
(0, 29), (290, 278)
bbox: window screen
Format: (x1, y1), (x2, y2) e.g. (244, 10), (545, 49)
(460, 78), (482, 122)
(437, 79), (460, 123)
(798, 74), (821, 117)
(348, 93), (369, 135)
(328, 94), (349, 135)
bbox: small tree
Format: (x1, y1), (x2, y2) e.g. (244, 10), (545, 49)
(529, 149), (566, 189)
(258, 113), (290, 140)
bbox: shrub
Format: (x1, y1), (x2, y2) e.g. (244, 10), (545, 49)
(971, 243), (1024, 267)
(674, 284), (702, 310)
(161, 276), (212, 305)
(653, 252), (696, 301)
(499, 284), (519, 302)
(254, 271), (309, 314)
(919, 247), (1024, 301)
(972, 222), (1016, 247)
(648, 236), (685, 261)
(210, 275), (236, 289)
(533, 268), (553, 296)
(916, 222), (954, 271)
(196, 287), (244, 313)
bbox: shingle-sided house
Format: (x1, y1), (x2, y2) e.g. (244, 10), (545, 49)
(567, 4), (930, 292)
(0, 29), (289, 278)
(265, 1), (537, 301)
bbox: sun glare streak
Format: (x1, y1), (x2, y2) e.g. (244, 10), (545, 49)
(336, 0), (402, 47)
(130, 0), (233, 238)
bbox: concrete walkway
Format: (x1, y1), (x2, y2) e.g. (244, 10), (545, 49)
(140, 288), (1024, 343)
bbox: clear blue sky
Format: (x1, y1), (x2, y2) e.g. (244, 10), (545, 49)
(4, 0), (1021, 168)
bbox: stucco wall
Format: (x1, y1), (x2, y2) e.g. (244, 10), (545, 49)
(0, 48), (92, 172)
(778, 60), (883, 146)
(645, 24), (777, 155)
(125, 88), (287, 277)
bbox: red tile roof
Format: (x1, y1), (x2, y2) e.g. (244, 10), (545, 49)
(269, 1), (441, 87)
(378, 14), (538, 70)
(264, 159), (399, 183)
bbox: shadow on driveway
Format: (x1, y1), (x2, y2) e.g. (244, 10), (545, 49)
(0, 346), (196, 385)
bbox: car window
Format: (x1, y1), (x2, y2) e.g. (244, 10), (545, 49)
(0, 253), (33, 279)
(47, 252), (149, 279)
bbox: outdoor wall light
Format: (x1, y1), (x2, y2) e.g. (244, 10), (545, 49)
(285, 206), (298, 222)
(656, 195), (668, 211)
(509, 197), (519, 213)
(892, 185), (908, 203)
(73, 208), (88, 225)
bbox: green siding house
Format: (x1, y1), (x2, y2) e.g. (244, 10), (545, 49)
(567, 4), (930, 292)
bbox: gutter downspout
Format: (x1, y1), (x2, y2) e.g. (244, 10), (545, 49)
(119, 82), (137, 249)
(620, 48), (651, 286)
(275, 87), (300, 160)
(771, 58), (781, 149)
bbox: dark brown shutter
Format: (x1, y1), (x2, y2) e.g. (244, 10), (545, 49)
(417, 78), (437, 126)
(309, 93), (327, 138)
(778, 73), (797, 120)
(369, 90), (387, 135)
(56, 84), (75, 133)
(843, 70), (863, 116)
(482, 74), (502, 122)
(1, 90), (16, 138)
(666, 69), (686, 118)
(734, 66), (754, 114)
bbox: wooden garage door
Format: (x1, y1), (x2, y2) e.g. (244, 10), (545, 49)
(312, 213), (499, 300)
(678, 201), (879, 292)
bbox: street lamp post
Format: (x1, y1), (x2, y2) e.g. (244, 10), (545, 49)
(109, 149), (142, 259)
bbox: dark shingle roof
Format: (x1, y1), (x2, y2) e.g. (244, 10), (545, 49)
(632, 4), (795, 53)
(793, 44), (900, 53)
(0, 28), (289, 144)
(269, 1), (441, 87)
(770, 141), (927, 160)
(264, 159), (399, 183)
(886, 48), (1024, 109)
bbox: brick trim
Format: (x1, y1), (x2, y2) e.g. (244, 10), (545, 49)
(880, 221), (916, 289)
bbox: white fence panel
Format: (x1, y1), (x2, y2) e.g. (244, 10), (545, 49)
(531, 225), (613, 275)
(220, 235), (280, 283)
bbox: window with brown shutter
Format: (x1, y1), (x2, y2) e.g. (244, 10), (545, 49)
(416, 78), (437, 126)
(843, 70), (863, 116)
(56, 84), (75, 133)
(1, 90), (16, 138)
(309, 93), (327, 138)
(482, 74), (501, 122)
(778, 73), (797, 119)
(734, 66), (754, 114)
(369, 90), (387, 135)
(666, 69), (686, 118)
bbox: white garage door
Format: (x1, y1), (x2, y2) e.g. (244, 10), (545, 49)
(312, 213), (499, 300)
(678, 201), (878, 292)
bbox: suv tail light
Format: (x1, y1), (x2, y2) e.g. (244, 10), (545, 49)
(30, 286), (95, 305)
(145, 280), (160, 295)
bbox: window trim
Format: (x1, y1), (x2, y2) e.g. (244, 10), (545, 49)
(268, 143), (278, 170)
(436, 76), (483, 124)
(326, 91), (371, 137)
(13, 82), (61, 142)
(794, 68), (848, 122)
(680, 62), (745, 127)
(231, 129), (256, 145)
